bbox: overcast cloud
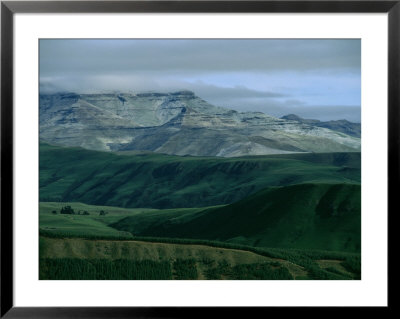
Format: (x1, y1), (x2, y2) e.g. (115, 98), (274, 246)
(40, 39), (361, 122)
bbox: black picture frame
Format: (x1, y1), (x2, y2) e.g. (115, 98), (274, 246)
(1, 1), (396, 317)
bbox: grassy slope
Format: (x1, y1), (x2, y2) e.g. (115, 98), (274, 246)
(41, 182), (361, 253)
(112, 183), (361, 253)
(39, 143), (361, 279)
(39, 237), (359, 280)
(40, 237), (280, 265)
(39, 201), (360, 280)
(40, 201), (206, 238)
(40, 143), (360, 209)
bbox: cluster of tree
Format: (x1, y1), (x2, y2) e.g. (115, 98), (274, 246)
(51, 206), (109, 216)
(59, 206), (75, 215)
(53, 206), (90, 215)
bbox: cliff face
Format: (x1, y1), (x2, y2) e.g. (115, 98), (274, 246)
(39, 91), (361, 156)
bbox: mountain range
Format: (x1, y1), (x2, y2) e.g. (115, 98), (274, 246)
(40, 91), (361, 157)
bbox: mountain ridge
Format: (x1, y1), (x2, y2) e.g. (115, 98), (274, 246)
(40, 91), (361, 157)
(281, 114), (361, 138)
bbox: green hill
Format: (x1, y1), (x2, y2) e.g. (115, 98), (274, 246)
(39, 201), (204, 239)
(40, 142), (360, 209)
(38, 236), (360, 280)
(39, 199), (361, 279)
(111, 183), (361, 253)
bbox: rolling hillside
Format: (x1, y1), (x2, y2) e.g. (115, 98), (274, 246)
(39, 198), (361, 279)
(40, 143), (361, 209)
(39, 236), (302, 280)
(39, 236), (359, 280)
(111, 183), (361, 253)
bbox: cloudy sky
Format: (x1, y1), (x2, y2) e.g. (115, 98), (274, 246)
(40, 39), (361, 122)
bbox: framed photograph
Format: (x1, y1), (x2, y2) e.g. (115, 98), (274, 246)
(1, 0), (396, 316)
